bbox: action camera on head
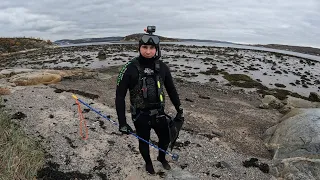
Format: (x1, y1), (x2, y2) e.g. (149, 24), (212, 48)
(141, 25), (159, 44)
(146, 26), (156, 34)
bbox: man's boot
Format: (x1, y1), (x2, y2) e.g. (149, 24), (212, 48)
(157, 156), (171, 170)
(146, 162), (155, 174)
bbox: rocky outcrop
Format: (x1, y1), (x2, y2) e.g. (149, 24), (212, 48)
(263, 108), (320, 180)
(0, 37), (52, 54)
(259, 95), (320, 114)
(0, 68), (98, 86)
(9, 72), (62, 86)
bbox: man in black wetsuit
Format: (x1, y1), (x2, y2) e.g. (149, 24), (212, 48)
(115, 26), (184, 174)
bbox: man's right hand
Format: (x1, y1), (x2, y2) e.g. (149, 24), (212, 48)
(119, 124), (134, 134)
(174, 107), (184, 122)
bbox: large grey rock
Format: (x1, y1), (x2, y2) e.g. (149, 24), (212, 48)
(264, 108), (320, 159)
(165, 167), (199, 180)
(264, 108), (320, 180)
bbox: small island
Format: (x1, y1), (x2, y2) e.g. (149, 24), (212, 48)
(0, 37), (53, 54)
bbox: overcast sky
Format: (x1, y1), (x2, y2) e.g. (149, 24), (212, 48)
(1, 0), (319, 47)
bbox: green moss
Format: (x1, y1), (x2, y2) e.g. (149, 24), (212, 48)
(222, 73), (268, 90)
(223, 73), (253, 82)
(199, 66), (224, 75)
(220, 71), (229, 76)
(257, 88), (309, 101)
(230, 81), (263, 89)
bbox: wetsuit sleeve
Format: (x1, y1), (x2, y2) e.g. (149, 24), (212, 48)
(115, 63), (132, 126)
(163, 63), (181, 111)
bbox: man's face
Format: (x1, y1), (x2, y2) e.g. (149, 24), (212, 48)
(140, 45), (156, 58)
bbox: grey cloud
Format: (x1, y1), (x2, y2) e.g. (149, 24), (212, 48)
(0, 0), (319, 47)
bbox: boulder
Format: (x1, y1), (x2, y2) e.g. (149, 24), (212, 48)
(97, 50), (106, 59)
(262, 95), (280, 104)
(269, 100), (284, 109)
(259, 103), (269, 109)
(261, 95), (284, 109)
(264, 108), (320, 180)
(309, 92), (320, 102)
(278, 105), (294, 114)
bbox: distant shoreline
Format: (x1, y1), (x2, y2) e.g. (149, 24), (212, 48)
(1, 36), (320, 62)
(249, 44), (320, 57)
(55, 41), (320, 62)
(53, 35), (320, 59)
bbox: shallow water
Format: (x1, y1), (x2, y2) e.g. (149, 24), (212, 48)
(164, 42), (320, 62)
(11, 44), (320, 97)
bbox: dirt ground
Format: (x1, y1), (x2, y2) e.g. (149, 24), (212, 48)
(51, 69), (281, 158)
(1, 66), (281, 180)
(1, 43), (297, 179)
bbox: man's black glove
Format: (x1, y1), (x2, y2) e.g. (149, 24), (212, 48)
(119, 124), (134, 134)
(174, 107), (184, 122)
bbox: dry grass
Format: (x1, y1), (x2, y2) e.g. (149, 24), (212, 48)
(0, 100), (45, 180)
